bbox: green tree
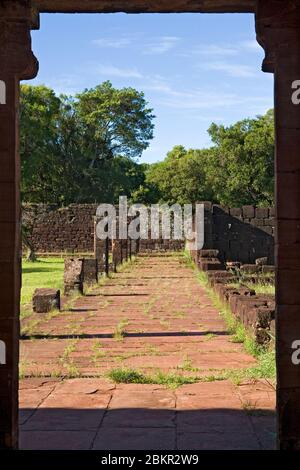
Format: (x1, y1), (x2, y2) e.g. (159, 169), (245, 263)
(20, 85), (61, 203)
(20, 82), (155, 204)
(74, 81), (154, 165)
(206, 110), (275, 206)
(145, 145), (213, 205)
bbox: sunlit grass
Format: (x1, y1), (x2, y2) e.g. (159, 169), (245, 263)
(21, 257), (64, 306)
(107, 367), (226, 389)
(183, 251), (276, 383)
(229, 281), (275, 295)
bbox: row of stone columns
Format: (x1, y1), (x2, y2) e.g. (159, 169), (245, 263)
(94, 217), (139, 276)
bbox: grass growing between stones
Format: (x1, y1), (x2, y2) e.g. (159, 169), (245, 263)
(184, 251), (276, 383)
(211, 292), (276, 383)
(205, 286), (275, 382)
(229, 281), (275, 296)
(108, 367), (226, 389)
(113, 319), (129, 341)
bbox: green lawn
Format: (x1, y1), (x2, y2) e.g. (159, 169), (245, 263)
(21, 257), (64, 306)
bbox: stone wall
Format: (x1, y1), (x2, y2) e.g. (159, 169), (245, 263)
(23, 203), (275, 262)
(23, 204), (98, 253)
(201, 203), (275, 264)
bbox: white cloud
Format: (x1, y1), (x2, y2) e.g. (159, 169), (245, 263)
(241, 40), (262, 52)
(143, 36), (181, 55)
(95, 65), (143, 79)
(143, 82), (193, 98)
(147, 82), (271, 111)
(201, 61), (257, 78)
(31, 75), (82, 95)
(92, 37), (132, 48)
(158, 94), (270, 110)
(179, 39), (263, 59)
(191, 44), (238, 56)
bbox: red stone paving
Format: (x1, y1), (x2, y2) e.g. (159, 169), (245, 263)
(19, 253), (275, 449)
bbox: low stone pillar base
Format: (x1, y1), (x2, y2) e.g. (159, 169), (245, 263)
(64, 258), (83, 295)
(33, 288), (60, 313)
(82, 258), (98, 284)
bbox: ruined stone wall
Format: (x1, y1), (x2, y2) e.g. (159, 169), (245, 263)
(23, 203), (275, 261)
(23, 204), (98, 253)
(202, 203), (275, 264)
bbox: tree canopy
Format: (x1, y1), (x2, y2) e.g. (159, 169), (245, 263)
(144, 110), (275, 207)
(20, 82), (154, 204)
(20, 83), (274, 207)
(205, 109), (274, 206)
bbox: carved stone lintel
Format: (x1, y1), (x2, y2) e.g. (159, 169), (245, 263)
(0, 1), (39, 80)
(256, 0), (300, 73)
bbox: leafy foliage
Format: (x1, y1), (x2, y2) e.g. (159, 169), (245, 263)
(145, 145), (214, 205)
(146, 110), (274, 207)
(206, 109), (275, 206)
(21, 83), (274, 208)
(20, 82), (154, 204)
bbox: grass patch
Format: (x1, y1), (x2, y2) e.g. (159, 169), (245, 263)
(59, 340), (78, 364)
(204, 333), (217, 341)
(107, 367), (226, 389)
(91, 341), (106, 363)
(115, 256), (137, 274)
(229, 281), (275, 296)
(21, 257), (64, 307)
(177, 355), (200, 373)
(228, 350), (276, 385)
(249, 283), (275, 295)
(113, 319), (129, 341)
(108, 368), (149, 384)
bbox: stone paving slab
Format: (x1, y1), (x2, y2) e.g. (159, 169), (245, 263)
(19, 253), (275, 449)
(19, 378), (275, 450)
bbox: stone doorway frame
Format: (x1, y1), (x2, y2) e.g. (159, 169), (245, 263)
(1, 0), (299, 450)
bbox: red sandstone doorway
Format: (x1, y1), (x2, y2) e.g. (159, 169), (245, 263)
(2, 0), (300, 451)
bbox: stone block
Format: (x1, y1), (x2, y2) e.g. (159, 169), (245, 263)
(256, 306), (275, 329)
(250, 218), (265, 227)
(229, 207), (242, 217)
(82, 258), (98, 284)
(260, 226), (273, 235)
(269, 207), (275, 217)
(94, 239), (107, 272)
(256, 257), (268, 266)
(64, 258), (83, 295)
(200, 259), (225, 272)
(226, 261), (241, 269)
(262, 265), (275, 274)
(256, 207), (269, 219)
(199, 249), (219, 258)
(207, 270), (237, 285)
(240, 264), (260, 274)
(32, 288), (60, 313)
(242, 205), (255, 218)
(264, 217), (275, 226)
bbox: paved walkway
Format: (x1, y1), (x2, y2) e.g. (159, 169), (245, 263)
(19, 253), (275, 450)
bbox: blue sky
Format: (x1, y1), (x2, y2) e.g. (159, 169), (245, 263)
(29, 13), (274, 163)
